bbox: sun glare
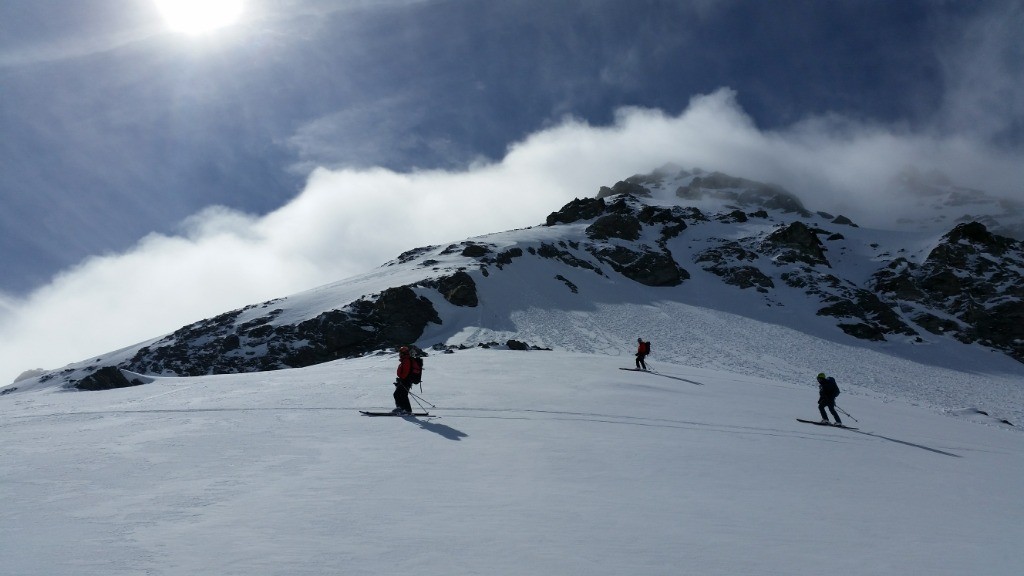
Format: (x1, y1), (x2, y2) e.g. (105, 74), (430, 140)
(155, 0), (243, 35)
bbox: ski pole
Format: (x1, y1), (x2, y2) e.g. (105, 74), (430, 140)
(408, 388), (436, 409)
(836, 405), (858, 423)
(410, 392), (428, 413)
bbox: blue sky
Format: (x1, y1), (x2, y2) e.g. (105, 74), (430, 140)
(1, 0), (1023, 380)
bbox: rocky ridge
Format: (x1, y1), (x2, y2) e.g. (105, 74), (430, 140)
(21, 167), (1024, 390)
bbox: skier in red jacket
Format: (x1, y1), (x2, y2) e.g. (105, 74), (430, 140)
(635, 338), (650, 370)
(392, 346), (414, 414)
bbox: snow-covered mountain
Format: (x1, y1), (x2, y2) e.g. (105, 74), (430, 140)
(6, 166), (1023, 422)
(4, 166), (1024, 575)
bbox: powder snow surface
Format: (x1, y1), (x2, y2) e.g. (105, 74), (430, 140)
(2, 349), (1022, 576)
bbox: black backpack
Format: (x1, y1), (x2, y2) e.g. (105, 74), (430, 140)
(642, 341), (651, 355)
(825, 377), (840, 397)
(409, 356), (423, 384)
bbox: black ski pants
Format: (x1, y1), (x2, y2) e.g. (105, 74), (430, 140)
(394, 379), (413, 412)
(818, 396), (841, 423)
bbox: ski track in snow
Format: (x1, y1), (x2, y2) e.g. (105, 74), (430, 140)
(495, 302), (1023, 426)
(3, 350), (1022, 576)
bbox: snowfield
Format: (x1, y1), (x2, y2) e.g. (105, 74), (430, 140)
(4, 170), (1024, 575)
(3, 348), (1022, 576)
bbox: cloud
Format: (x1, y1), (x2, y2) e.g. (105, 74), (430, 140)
(284, 94), (472, 174)
(1, 88), (1021, 385)
(934, 0), (1024, 145)
(0, 27), (162, 68)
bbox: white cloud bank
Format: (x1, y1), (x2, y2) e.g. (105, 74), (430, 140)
(2, 88), (1021, 385)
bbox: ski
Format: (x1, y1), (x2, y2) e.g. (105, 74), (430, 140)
(619, 367), (702, 385)
(360, 411), (429, 417)
(796, 418), (857, 430)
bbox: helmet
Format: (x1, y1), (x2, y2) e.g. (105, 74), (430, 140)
(817, 373), (826, 380)
(638, 337), (643, 342)
(399, 346), (409, 354)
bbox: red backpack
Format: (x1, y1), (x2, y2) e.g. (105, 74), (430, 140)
(641, 341), (651, 355)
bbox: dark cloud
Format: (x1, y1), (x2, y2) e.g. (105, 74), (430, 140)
(933, 0), (1024, 146)
(0, 0), (1020, 297)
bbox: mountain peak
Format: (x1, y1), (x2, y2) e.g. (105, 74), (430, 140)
(10, 167), (1023, 394)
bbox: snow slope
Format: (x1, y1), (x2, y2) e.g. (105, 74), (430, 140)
(4, 167), (1022, 574)
(2, 348), (1022, 576)
(12, 192), (1023, 424)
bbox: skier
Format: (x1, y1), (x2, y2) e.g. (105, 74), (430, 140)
(392, 346), (415, 415)
(816, 372), (842, 426)
(635, 338), (650, 371)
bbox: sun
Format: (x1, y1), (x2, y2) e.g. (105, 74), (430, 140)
(155, 0), (243, 35)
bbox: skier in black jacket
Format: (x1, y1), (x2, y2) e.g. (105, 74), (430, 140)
(816, 373), (842, 426)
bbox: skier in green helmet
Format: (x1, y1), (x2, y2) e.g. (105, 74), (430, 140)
(816, 372), (842, 426)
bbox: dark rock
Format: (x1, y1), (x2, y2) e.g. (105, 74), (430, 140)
(506, 339), (529, 350)
(434, 271), (479, 307)
(586, 213), (643, 241)
(632, 205), (689, 240)
(968, 300), (1024, 362)
(590, 245), (688, 286)
(545, 197), (606, 226)
(918, 269), (963, 298)
(816, 290), (917, 340)
(536, 243), (604, 275)
(392, 245), (438, 265)
(75, 366), (142, 391)
(695, 241), (760, 264)
(911, 223), (1024, 361)
(947, 221), (997, 245)
(762, 222), (830, 267)
(126, 285), (443, 376)
(221, 334), (241, 351)
(717, 210), (748, 223)
(555, 275), (579, 293)
(912, 313), (961, 335)
(496, 247), (523, 266)
(596, 178), (653, 199)
(713, 265), (773, 291)
(871, 259), (926, 301)
(835, 322), (887, 341)
(461, 243), (492, 258)
(373, 287), (443, 342)
(245, 324), (274, 339)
